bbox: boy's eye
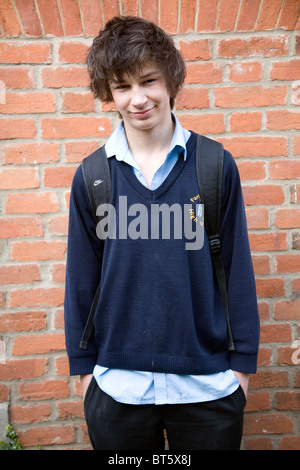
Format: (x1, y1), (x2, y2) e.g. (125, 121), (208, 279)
(116, 84), (129, 90)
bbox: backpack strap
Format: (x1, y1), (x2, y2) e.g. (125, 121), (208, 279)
(196, 135), (235, 352)
(79, 146), (111, 350)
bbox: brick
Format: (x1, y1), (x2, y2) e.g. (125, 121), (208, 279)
(80, 0), (103, 36)
(11, 240), (65, 261)
(140, 0), (159, 24)
(243, 413), (294, 435)
(218, 36), (288, 58)
(36, 0), (64, 36)
(255, 0), (282, 31)
(3, 142), (59, 165)
(236, 161), (266, 180)
(160, 0), (178, 34)
(102, 0), (120, 24)
(9, 287), (65, 308)
(292, 233), (300, 250)
(178, 113), (225, 134)
(275, 391), (300, 411)
(196, 0), (218, 32)
(249, 232), (287, 251)
(10, 404), (50, 424)
(246, 208), (269, 229)
(18, 425), (75, 447)
(276, 254), (300, 274)
(279, 437), (300, 451)
(293, 136), (300, 155)
(242, 185), (285, 205)
(252, 255), (270, 275)
(48, 215), (69, 236)
(59, 0), (83, 36)
(57, 400), (84, 419)
(185, 63), (222, 84)
(0, 91), (56, 114)
(228, 62), (262, 82)
(56, 356), (69, 376)
(13, 333), (65, 356)
(64, 141), (99, 163)
(41, 66), (90, 88)
(250, 370), (289, 389)
(0, 0), (22, 36)
(41, 117), (112, 139)
(179, 0), (197, 33)
(0, 41), (51, 64)
(0, 67), (35, 88)
(43, 166), (77, 187)
(58, 42), (90, 64)
(175, 88), (210, 110)
(245, 391), (271, 412)
(19, 379), (69, 400)
(215, 85), (287, 108)
(0, 217), (43, 239)
(269, 160), (300, 180)
(0, 311), (46, 332)
(217, 0), (240, 32)
(290, 184), (300, 204)
(6, 192), (60, 214)
(230, 112), (262, 133)
(255, 278), (285, 298)
(275, 209), (300, 228)
(278, 347), (300, 366)
(267, 110), (300, 130)
(243, 437), (274, 451)
(277, 0), (300, 30)
(51, 264), (66, 284)
(0, 264), (40, 285)
(0, 359), (47, 380)
(236, 0), (261, 32)
(62, 92), (95, 113)
(260, 324), (292, 343)
(15, 0), (42, 37)
(274, 300), (300, 321)
(220, 137), (287, 158)
(0, 118), (36, 140)
(179, 39), (211, 61)
(270, 59), (300, 81)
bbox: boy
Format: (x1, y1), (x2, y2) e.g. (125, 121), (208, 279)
(64, 16), (260, 450)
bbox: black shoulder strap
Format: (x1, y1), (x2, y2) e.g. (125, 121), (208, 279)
(196, 135), (235, 351)
(81, 146), (111, 224)
(79, 146), (111, 350)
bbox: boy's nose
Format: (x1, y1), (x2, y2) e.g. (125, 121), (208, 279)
(131, 86), (148, 107)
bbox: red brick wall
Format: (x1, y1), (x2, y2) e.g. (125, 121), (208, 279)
(0, 0), (299, 450)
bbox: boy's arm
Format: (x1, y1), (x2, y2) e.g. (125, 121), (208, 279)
(64, 165), (104, 376)
(220, 151), (260, 375)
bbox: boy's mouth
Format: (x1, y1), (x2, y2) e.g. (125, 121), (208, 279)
(132, 106), (155, 118)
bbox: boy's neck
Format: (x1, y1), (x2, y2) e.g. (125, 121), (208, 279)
(123, 112), (175, 159)
(123, 113), (175, 188)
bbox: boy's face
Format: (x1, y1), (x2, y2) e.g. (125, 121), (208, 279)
(108, 64), (172, 134)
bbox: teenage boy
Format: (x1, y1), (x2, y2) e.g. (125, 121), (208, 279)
(64, 16), (260, 450)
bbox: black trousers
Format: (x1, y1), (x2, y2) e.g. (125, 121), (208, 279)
(84, 377), (246, 450)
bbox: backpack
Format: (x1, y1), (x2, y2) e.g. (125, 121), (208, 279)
(79, 134), (235, 352)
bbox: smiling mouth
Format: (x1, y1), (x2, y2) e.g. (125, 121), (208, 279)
(132, 106), (155, 118)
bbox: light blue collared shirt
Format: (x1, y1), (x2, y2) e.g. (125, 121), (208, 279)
(93, 114), (239, 405)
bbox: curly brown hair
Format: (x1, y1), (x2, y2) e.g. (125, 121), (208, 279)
(86, 16), (186, 109)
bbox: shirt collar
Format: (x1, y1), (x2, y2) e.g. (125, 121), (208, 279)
(105, 114), (190, 165)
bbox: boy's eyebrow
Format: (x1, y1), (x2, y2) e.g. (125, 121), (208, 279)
(110, 69), (161, 84)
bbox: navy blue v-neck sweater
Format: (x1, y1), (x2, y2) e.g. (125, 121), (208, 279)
(64, 132), (260, 376)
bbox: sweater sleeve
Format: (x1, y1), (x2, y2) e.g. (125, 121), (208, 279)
(64, 165), (104, 375)
(220, 150), (260, 374)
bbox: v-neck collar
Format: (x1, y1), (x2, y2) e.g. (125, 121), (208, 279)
(117, 132), (197, 202)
